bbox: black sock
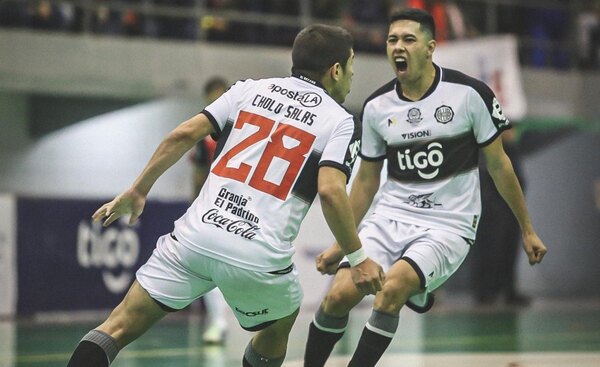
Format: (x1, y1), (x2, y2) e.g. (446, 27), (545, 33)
(67, 330), (119, 367)
(242, 340), (285, 367)
(303, 322), (345, 367)
(347, 328), (393, 367)
(67, 341), (109, 367)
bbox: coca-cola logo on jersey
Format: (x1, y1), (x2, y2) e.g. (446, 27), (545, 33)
(202, 209), (260, 240)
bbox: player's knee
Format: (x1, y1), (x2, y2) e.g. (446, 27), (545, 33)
(375, 278), (419, 314)
(322, 290), (355, 316)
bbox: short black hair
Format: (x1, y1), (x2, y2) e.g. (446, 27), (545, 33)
(389, 8), (436, 40)
(203, 77), (228, 95)
(292, 24), (353, 79)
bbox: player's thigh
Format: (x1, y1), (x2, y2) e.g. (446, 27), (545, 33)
(374, 259), (422, 313)
(403, 229), (470, 296)
(136, 234), (217, 311)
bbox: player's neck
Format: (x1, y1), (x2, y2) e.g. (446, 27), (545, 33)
(399, 63), (436, 101)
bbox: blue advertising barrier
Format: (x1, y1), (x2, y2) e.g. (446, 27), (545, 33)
(16, 197), (188, 315)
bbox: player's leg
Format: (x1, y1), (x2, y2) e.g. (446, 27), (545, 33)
(243, 308), (300, 367)
(347, 259), (420, 367)
(303, 268), (364, 367)
(348, 229), (470, 367)
(67, 280), (168, 367)
(202, 288), (229, 344)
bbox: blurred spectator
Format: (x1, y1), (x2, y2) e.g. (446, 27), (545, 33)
(341, 0), (390, 53)
(407, 0), (474, 42)
(202, 0), (235, 42)
(30, 0), (68, 30)
(528, 6), (570, 69)
(120, 0), (147, 37)
(311, 0), (345, 20)
(152, 0), (198, 40)
(576, 1), (600, 69)
(91, 5), (122, 35)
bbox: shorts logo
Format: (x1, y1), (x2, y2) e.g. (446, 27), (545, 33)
(435, 105), (454, 124)
(406, 108), (423, 125)
(235, 306), (269, 317)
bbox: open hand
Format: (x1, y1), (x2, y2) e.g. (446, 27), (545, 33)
(92, 188), (146, 226)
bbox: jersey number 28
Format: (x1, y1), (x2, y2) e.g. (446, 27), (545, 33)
(212, 110), (315, 200)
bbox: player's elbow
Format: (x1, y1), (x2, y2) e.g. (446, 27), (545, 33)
(318, 180), (346, 205)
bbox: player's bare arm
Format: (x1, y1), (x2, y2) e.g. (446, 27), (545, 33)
(93, 113), (215, 227)
(482, 136), (548, 265)
(348, 159), (384, 225)
(318, 166), (385, 294)
(316, 160), (384, 275)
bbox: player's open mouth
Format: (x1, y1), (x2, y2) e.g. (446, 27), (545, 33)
(395, 57), (407, 72)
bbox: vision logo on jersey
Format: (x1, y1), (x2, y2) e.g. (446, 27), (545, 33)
(435, 105), (454, 124)
(406, 108), (423, 125)
(396, 142), (444, 179)
(401, 130), (431, 140)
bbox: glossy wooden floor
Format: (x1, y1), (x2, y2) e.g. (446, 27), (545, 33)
(3, 295), (600, 367)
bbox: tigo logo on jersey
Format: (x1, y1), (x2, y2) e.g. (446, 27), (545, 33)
(396, 142), (444, 179)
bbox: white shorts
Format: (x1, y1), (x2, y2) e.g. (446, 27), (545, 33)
(136, 233), (303, 330)
(344, 213), (470, 313)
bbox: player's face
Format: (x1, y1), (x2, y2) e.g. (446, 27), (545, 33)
(386, 20), (435, 83)
(331, 49), (355, 103)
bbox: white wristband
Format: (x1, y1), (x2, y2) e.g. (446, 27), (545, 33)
(347, 247), (367, 267)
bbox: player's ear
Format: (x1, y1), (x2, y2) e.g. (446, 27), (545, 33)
(329, 62), (342, 82)
(426, 39), (436, 57)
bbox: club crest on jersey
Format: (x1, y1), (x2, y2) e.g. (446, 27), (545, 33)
(406, 108), (423, 125)
(435, 105), (454, 124)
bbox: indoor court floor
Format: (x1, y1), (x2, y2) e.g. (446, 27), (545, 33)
(2, 295), (600, 367)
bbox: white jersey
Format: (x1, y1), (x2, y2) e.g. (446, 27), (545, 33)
(361, 64), (510, 240)
(173, 74), (360, 272)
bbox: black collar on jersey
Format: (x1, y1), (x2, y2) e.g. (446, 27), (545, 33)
(395, 63), (442, 102)
(292, 71), (327, 91)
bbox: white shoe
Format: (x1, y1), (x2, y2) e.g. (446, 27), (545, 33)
(202, 324), (227, 344)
